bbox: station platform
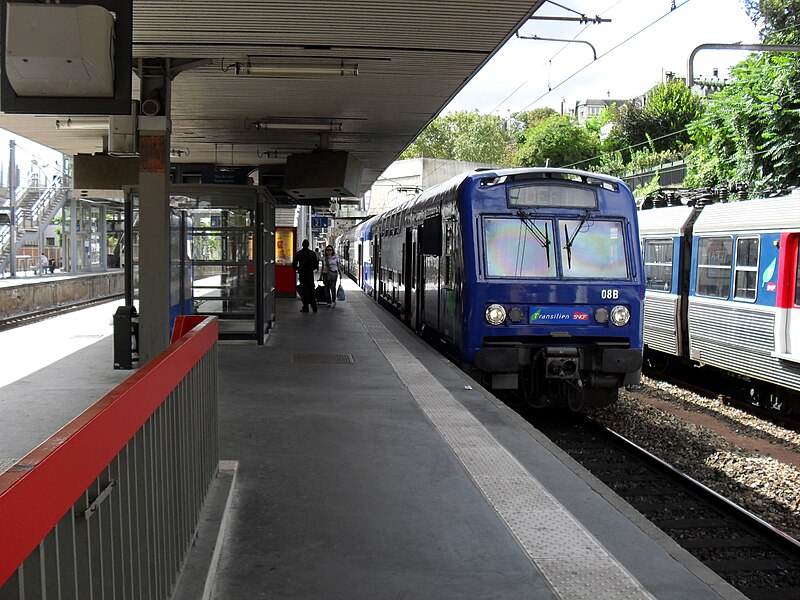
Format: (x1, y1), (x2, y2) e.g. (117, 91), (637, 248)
(0, 284), (746, 599)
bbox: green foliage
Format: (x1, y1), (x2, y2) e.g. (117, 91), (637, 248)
(606, 80), (703, 162)
(400, 110), (514, 164)
(515, 114), (601, 169)
(757, 0), (800, 43)
(685, 51), (800, 193)
(512, 108), (558, 129)
(632, 173), (662, 199)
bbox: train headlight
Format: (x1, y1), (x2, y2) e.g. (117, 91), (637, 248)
(594, 307), (609, 324)
(485, 304), (507, 325)
(610, 305), (631, 327)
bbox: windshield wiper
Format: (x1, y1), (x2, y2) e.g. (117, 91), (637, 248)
(516, 209), (551, 268)
(564, 210), (593, 270)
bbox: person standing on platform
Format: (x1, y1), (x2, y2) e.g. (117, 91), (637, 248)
(320, 245), (340, 307)
(293, 239), (318, 313)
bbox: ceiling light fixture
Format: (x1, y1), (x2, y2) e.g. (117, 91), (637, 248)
(55, 118), (108, 130)
(247, 120), (343, 133)
(234, 60), (358, 77)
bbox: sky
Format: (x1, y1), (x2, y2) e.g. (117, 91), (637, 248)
(444, 0), (761, 116)
(0, 129), (63, 187)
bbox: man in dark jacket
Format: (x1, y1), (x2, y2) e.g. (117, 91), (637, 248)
(293, 239), (319, 312)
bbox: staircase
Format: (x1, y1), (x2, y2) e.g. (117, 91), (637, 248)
(0, 175), (67, 274)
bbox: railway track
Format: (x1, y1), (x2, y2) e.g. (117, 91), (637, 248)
(0, 295), (124, 332)
(642, 361), (800, 432)
(532, 413), (800, 600)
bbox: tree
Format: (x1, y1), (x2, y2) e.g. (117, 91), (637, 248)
(512, 108), (558, 129)
(400, 111), (514, 164)
(746, 0), (800, 44)
(605, 80), (702, 162)
(515, 114), (600, 169)
(685, 51), (800, 192)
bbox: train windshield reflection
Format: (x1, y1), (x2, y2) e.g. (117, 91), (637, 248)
(484, 217), (556, 278)
(483, 217), (629, 279)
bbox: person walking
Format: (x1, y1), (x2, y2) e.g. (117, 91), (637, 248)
(320, 245), (340, 307)
(293, 239), (319, 313)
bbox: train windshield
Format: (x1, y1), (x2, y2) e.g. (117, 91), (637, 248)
(484, 217), (556, 277)
(559, 219), (628, 279)
(482, 217), (628, 279)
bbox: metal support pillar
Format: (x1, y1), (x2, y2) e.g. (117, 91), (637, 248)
(69, 194), (78, 274)
(8, 140), (16, 276)
(137, 58), (173, 363)
(99, 205), (108, 271)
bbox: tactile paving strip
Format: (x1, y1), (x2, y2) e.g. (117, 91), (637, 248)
(352, 299), (656, 600)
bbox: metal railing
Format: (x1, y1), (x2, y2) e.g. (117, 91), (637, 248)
(0, 316), (219, 599)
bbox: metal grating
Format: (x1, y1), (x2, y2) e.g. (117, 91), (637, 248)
(292, 353), (355, 364)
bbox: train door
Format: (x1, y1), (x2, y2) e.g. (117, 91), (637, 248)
(357, 242), (363, 287)
(373, 236), (380, 299)
(419, 214), (442, 332)
(403, 229), (413, 326)
(776, 232), (800, 359)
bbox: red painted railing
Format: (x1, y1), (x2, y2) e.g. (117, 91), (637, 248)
(0, 316), (218, 589)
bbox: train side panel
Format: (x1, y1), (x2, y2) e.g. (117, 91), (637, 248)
(681, 195), (800, 407)
(638, 205), (699, 358)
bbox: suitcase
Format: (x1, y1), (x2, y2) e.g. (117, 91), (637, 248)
(315, 284), (327, 303)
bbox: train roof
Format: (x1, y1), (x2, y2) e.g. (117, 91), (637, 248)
(637, 205), (696, 236)
(403, 167), (629, 212)
(465, 167), (627, 190)
(693, 192), (800, 234)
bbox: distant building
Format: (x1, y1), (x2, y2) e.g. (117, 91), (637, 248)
(364, 158), (500, 215)
(573, 99), (626, 123)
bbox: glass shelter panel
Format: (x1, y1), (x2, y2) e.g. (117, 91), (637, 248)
(191, 209), (258, 338)
(127, 186), (270, 343)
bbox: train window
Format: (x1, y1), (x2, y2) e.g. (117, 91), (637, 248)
(644, 239), (673, 292)
(444, 222), (454, 287)
(484, 217), (556, 278)
(559, 219), (628, 279)
(734, 236), (759, 301)
(508, 183), (597, 209)
(420, 215), (442, 256)
(696, 237), (732, 299)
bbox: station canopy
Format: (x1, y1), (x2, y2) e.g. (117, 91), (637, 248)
(0, 0), (545, 202)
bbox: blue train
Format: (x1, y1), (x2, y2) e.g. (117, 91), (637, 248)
(338, 167), (645, 409)
(639, 190), (800, 413)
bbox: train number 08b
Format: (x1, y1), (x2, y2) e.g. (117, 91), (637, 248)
(601, 289), (619, 300)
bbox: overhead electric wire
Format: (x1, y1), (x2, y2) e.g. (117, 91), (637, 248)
(564, 125), (692, 169)
(488, 0), (626, 116)
(518, 0), (695, 111)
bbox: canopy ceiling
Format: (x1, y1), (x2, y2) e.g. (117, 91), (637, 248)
(0, 0), (546, 198)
